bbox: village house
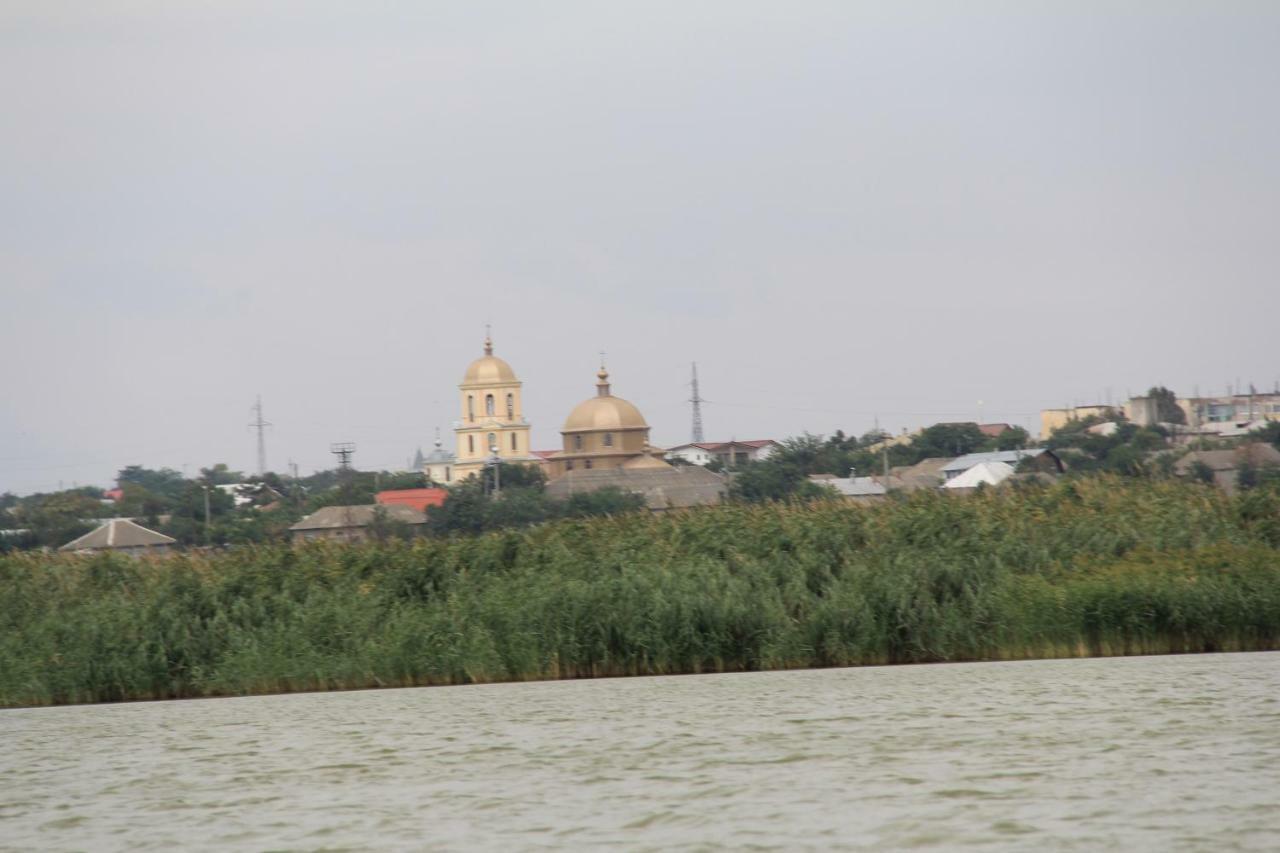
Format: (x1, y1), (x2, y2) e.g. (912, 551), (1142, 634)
(59, 518), (176, 557)
(289, 505), (427, 543)
(1174, 442), (1280, 495)
(665, 440), (778, 468)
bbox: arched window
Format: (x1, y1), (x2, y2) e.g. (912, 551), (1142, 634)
(603, 432), (614, 447)
(574, 435), (583, 451)
(467, 395), (475, 422)
(468, 435), (475, 453)
(506, 393), (514, 419)
(485, 394), (495, 416)
(510, 433), (518, 451)
(488, 433), (497, 452)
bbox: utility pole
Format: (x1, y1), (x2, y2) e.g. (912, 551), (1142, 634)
(690, 362), (705, 443)
(330, 442), (356, 529)
(249, 396), (272, 476)
(203, 485), (211, 545)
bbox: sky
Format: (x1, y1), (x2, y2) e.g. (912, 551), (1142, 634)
(2, 1), (1278, 494)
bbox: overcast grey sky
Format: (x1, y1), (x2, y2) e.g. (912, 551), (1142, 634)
(2, 1), (1278, 493)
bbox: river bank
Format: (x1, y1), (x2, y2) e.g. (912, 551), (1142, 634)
(3, 477), (1279, 707)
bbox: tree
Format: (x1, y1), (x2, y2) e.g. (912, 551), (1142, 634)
(1147, 386), (1186, 425)
(1250, 421), (1280, 450)
(912, 422), (988, 459)
(198, 464), (243, 485)
(993, 426), (1030, 451)
(117, 466), (187, 502)
(560, 487), (645, 517)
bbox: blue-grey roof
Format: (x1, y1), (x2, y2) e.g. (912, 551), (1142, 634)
(942, 449), (1045, 473)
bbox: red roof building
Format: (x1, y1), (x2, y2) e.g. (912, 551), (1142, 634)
(375, 488), (447, 513)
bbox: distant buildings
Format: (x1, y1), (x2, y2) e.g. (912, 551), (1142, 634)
(665, 440), (778, 468)
(1040, 405), (1117, 440)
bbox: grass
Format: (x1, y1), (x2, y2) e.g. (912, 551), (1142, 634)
(2, 476), (1279, 707)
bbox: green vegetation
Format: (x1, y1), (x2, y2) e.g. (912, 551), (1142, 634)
(3, 477), (1279, 707)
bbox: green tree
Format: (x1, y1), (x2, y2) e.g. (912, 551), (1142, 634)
(910, 422), (988, 460)
(993, 426), (1031, 451)
(1147, 386), (1186, 425)
(559, 487), (646, 517)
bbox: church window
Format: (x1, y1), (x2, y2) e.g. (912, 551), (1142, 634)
(485, 394), (495, 416)
(510, 433), (518, 451)
(488, 433), (497, 451)
(467, 396), (475, 422)
(506, 394), (514, 419)
(574, 435), (583, 451)
(603, 432), (614, 447)
(468, 435), (475, 453)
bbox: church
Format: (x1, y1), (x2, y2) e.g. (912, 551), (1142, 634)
(541, 364), (671, 478)
(424, 333), (537, 484)
(424, 335), (671, 484)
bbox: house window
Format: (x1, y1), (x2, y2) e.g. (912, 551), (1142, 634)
(574, 435), (583, 451)
(488, 433), (497, 452)
(603, 432), (613, 447)
(585, 459), (593, 469)
(485, 394), (495, 416)
(510, 433), (518, 451)
(467, 395), (475, 422)
(468, 435), (475, 453)
(445, 467), (451, 482)
(566, 461), (574, 471)
(506, 393), (514, 419)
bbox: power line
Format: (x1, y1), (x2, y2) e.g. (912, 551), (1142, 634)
(689, 362), (705, 443)
(249, 395), (272, 476)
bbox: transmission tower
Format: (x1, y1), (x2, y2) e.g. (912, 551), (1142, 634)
(249, 395), (272, 475)
(689, 362), (705, 443)
(330, 441), (356, 470)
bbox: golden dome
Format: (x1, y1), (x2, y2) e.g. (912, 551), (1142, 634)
(461, 335), (519, 386)
(562, 366), (649, 432)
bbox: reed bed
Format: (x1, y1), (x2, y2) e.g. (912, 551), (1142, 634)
(3, 477), (1278, 706)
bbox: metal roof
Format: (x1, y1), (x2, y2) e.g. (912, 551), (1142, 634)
(290, 504), (427, 531)
(60, 518), (176, 551)
(941, 449), (1046, 473)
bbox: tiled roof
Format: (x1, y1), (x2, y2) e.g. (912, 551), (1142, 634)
(376, 489), (447, 512)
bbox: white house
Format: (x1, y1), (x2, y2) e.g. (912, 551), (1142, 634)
(665, 440), (778, 468)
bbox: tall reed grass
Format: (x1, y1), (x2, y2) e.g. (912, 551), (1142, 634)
(3, 477), (1278, 706)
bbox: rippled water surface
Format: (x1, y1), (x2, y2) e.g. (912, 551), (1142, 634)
(3, 652), (1279, 850)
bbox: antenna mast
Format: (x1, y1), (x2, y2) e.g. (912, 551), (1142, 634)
(330, 441), (355, 470)
(690, 362), (705, 443)
(250, 395), (272, 475)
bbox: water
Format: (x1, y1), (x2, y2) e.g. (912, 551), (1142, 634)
(3, 652), (1278, 851)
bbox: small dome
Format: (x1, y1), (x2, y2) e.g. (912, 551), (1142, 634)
(461, 334), (518, 386)
(563, 396), (649, 432)
(563, 365), (648, 432)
